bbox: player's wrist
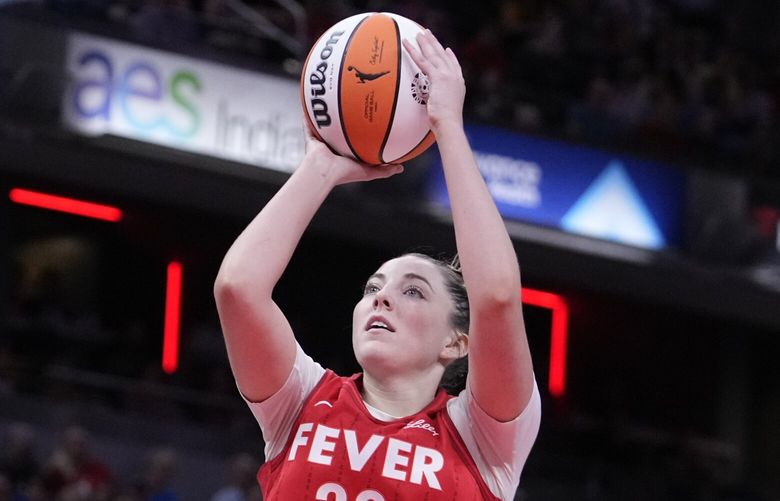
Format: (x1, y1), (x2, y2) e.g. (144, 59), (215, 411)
(431, 117), (466, 140)
(299, 149), (343, 189)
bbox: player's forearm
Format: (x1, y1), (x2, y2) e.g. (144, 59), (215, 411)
(214, 153), (338, 402)
(436, 123), (522, 303)
(215, 153), (338, 296)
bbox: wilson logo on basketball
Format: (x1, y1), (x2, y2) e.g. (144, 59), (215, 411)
(348, 66), (391, 84)
(307, 30), (345, 129)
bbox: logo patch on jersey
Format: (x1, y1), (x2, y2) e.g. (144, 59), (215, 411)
(314, 400), (334, 408)
(403, 419), (439, 436)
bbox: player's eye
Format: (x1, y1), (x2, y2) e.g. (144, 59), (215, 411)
(404, 285), (425, 299)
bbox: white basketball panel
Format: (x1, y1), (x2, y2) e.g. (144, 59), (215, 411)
(380, 14), (430, 162)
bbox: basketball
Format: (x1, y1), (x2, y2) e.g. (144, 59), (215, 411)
(301, 12), (435, 165)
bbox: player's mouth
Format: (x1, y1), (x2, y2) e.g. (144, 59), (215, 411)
(365, 315), (395, 332)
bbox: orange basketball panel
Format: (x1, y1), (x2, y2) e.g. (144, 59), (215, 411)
(339, 14), (400, 164)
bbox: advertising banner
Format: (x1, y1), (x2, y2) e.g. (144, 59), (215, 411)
(63, 32), (305, 173)
(427, 124), (686, 250)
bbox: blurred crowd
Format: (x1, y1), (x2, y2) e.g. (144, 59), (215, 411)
(0, 423), (261, 501)
(456, 0), (777, 175)
(1, 313), (260, 500)
(38, 0), (780, 180)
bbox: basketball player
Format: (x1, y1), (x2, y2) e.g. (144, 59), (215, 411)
(214, 30), (541, 500)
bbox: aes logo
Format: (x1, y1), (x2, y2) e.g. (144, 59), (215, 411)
(70, 49), (202, 138)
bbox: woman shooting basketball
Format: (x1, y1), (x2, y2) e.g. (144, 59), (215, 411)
(214, 29), (541, 501)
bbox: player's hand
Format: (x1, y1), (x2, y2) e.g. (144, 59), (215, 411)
(403, 30), (466, 133)
(303, 124), (404, 186)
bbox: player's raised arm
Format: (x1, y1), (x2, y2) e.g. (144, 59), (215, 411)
(405, 31), (535, 421)
(214, 129), (402, 402)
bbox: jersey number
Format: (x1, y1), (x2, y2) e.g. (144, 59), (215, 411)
(316, 482), (385, 501)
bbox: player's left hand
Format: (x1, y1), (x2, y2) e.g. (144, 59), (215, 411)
(403, 30), (466, 133)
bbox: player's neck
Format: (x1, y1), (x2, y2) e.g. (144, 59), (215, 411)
(360, 370), (440, 418)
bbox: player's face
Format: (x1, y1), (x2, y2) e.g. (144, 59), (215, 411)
(352, 255), (457, 377)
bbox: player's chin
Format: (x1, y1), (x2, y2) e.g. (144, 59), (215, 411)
(354, 343), (402, 372)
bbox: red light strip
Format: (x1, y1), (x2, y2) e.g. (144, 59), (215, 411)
(162, 261), (183, 374)
(522, 287), (569, 398)
(9, 188), (123, 222)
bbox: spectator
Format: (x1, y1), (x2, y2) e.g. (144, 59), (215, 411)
(141, 448), (179, 501)
(210, 453), (261, 501)
(41, 425), (113, 501)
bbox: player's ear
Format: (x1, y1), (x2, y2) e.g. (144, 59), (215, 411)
(442, 331), (468, 360)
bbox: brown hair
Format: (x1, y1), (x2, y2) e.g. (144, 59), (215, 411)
(404, 252), (469, 395)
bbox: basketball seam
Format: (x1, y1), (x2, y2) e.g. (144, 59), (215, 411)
(337, 15), (370, 164)
(389, 129), (434, 164)
(379, 17), (403, 165)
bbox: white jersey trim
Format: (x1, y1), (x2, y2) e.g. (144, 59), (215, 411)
(239, 343), (326, 461)
(447, 380), (541, 500)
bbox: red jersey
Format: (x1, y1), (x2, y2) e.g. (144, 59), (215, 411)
(258, 370), (501, 501)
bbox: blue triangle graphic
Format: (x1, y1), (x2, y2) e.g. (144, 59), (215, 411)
(561, 160), (666, 249)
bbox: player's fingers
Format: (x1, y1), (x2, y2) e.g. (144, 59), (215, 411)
(416, 30), (445, 68)
(374, 163), (405, 179)
(403, 39), (431, 75)
(445, 47), (462, 73)
(425, 29), (447, 55)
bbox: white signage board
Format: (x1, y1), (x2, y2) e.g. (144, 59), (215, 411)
(63, 32), (305, 173)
